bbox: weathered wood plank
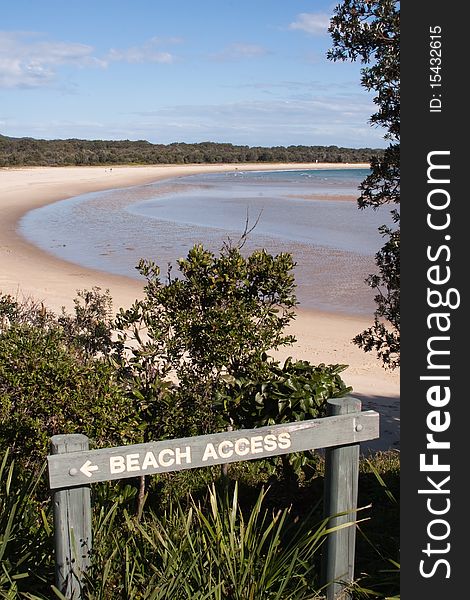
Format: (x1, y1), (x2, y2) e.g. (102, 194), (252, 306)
(322, 397), (361, 600)
(51, 434), (92, 599)
(48, 410), (379, 489)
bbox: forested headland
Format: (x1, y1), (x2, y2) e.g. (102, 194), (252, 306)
(0, 134), (382, 167)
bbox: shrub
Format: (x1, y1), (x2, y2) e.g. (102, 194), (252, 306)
(112, 244), (352, 475)
(0, 323), (144, 469)
(214, 358), (352, 480)
(0, 291), (144, 471)
(215, 357), (352, 429)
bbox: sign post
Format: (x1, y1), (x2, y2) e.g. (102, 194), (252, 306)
(48, 397), (379, 599)
(322, 397), (361, 600)
(50, 434), (92, 599)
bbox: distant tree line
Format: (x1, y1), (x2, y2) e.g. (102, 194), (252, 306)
(0, 134), (382, 167)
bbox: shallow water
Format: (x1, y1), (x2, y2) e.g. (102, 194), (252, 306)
(19, 168), (394, 316)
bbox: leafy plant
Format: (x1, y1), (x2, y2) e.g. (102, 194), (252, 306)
(114, 243), (298, 439)
(0, 323), (143, 469)
(0, 450), (53, 598)
(216, 357), (352, 429)
(82, 483), (329, 599)
(0, 292), (144, 472)
(214, 358), (351, 480)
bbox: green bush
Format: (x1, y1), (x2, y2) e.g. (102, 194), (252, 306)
(116, 244), (297, 385)
(114, 243), (351, 443)
(215, 357), (352, 429)
(214, 358), (352, 480)
(0, 291), (146, 472)
(0, 323), (144, 468)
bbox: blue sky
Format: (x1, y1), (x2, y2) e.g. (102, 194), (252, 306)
(0, 1), (385, 148)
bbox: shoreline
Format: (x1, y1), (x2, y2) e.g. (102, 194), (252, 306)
(0, 163), (399, 450)
(1, 162), (370, 311)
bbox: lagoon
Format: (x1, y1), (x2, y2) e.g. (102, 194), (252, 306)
(19, 168), (393, 316)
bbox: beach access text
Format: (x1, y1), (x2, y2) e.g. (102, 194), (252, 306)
(47, 396), (379, 600)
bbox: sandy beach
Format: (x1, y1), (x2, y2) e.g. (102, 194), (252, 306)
(0, 164), (399, 451)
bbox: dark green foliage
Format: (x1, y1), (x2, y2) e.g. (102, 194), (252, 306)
(215, 358), (352, 480)
(155, 244), (297, 380)
(114, 244), (299, 438)
(0, 135), (383, 167)
(357, 146), (400, 210)
(215, 358), (352, 429)
(0, 324), (141, 467)
(0, 292), (144, 470)
(353, 225), (399, 369)
(0, 449), (399, 599)
(0, 451), (53, 597)
(328, 1), (400, 369)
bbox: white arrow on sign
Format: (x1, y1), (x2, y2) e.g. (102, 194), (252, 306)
(80, 460), (99, 478)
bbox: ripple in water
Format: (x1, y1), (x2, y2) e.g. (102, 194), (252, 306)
(19, 168), (395, 316)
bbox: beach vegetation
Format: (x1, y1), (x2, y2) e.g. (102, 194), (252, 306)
(114, 243), (298, 438)
(0, 134), (383, 167)
(0, 293), (144, 472)
(328, 0), (400, 369)
(112, 243), (354, 483)
(214, 358), (352, 480)
(0, 239), (398, 597)
(0, 445), (399, 599)
(0, 240), (349, 476)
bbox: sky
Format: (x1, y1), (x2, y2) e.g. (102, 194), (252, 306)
(0, 0), (385, 148)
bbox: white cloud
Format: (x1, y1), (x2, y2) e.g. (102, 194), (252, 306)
(289, 13), (331, 36)
(3, 95), (385, 146)
(0, 32), (180, 89)
(211, 43), (269, 61)
(0, 31), (105, 88)
(106, 38), (177, 64)
(128, 95), (384, 147)
(224, 80), (356, 93)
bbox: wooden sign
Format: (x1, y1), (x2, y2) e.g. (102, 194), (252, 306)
(48, 397), (381, 600)
(47, 410), (379, 490)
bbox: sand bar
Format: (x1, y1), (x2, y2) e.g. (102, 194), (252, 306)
(0, 163), (399, 450)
